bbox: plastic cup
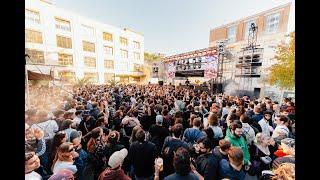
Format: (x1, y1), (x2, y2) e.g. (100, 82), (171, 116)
(156, 158), (163, 171)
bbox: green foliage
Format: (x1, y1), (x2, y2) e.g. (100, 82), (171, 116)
(74, 77), (93, 86)
(107, 79), (120, 86)
(144, 52), (162, 62)
(268, 32), (295, 90)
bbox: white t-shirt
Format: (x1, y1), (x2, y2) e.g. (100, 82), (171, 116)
(259, 118), (272, 137)
(73, 116), (82, 126)
(25, 171), (42, 180)
(272, 125), (289, 139)
(53, 160), (77, 174)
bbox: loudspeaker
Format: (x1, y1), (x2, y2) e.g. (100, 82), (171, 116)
(212, 83), (223, 93)
(217, 84), (223, 93)
(158, 81), (164, 86)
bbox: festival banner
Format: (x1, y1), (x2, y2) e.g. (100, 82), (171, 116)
(204, 55), (218, 79)
(166, 62), (176, 79)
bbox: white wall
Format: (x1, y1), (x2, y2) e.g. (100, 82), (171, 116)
(25, 0), (144, 84)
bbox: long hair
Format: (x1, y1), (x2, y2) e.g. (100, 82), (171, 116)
(129, 126), (142, 144)
(49, 131), (67, 166)
(87, 127), (102, 153)
(51, 142), (73, 171)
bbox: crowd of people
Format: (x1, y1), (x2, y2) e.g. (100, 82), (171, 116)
(25, 84), (295, 180)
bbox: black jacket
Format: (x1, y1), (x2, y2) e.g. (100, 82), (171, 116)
(90, 107), (100, 120)
(79, 118), (96, 137)
(128, 141), (158, 178)
(213, 146), (228, 163)
(195, 153), (219, 180)
(149, 124), (169, 155)
(219, 159), (245, 180)
(161, 137), (190, 177)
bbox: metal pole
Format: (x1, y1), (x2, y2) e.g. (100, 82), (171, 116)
(25, 64), (30, 110)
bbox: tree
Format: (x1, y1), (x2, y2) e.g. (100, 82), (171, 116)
(107, 79), (120, 86)
(268, 32), (295, 90)
(74, 77), (93, 87)
(144, 52), (162, 63)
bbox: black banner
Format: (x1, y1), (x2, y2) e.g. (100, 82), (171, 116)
(175, 70), (205, 77)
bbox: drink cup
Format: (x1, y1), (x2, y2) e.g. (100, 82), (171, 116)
(156, 158), (163, 171)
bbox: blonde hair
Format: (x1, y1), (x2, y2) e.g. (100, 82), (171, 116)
(272, 163), (295, 180)
(254, 133), (268, 145)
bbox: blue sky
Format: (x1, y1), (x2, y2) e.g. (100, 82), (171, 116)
(53, 0), (295, 56)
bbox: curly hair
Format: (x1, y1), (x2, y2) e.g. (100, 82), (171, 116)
(272, 163), (295, 180)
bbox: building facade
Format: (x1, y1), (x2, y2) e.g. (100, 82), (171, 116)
(25, 0), (145, 85)
(209, 2), (293, 99)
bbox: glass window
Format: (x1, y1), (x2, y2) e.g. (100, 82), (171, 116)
(83, 41), (95, 52)
(82, 25), (94, 37)
(56, 35), (72, 48)
(104, 60), (114, 69)
(84, 57), (96, 67)
(25, 29), (43, 44)
(104, 46), (113, 55)
(103, 32), (113, 42)
(55, 17), (71, 31)
(25, 49), (45, 64)
(58, 71), (75, 81)
(118, 62), (128, 71)
(228, 25), (237, 43)
(266, 13), (280, 33)
(244, 20), (256, 39)
(25, 9), (40, 24)
(58, 53), (73, 66)
(120, 49), (128, 58)
(120, 37), (128, 46)
(133, 41), (140, 49)
(134, 52), (140, 60)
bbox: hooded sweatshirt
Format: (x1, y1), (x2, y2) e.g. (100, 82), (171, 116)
(224, 128), (250, 165)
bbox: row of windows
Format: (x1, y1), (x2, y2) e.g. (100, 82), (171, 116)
(227, 12), (281, 43)
(25, 49), (130, 69)
(26, 9), (141, 48)
(25, 30), (141, 59)
(59, 72), (115, 83)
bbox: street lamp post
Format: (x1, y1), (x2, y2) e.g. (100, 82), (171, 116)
(25, 55), (30, 110)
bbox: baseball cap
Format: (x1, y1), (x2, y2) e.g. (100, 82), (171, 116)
(156, 115), (163, 125)
(108, 148), (128, 169)
(82, 110), (90, 116)
(48, 169), (74, 180)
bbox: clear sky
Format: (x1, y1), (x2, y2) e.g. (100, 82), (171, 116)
(53, 0), (295, 56)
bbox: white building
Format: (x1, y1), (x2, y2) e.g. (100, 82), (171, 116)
(25, 0), (145, 84)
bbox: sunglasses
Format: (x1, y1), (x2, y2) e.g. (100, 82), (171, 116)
(25, 152), (35, 161)
(68, 147), (76, 152)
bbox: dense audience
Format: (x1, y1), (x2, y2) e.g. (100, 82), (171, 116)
(25, 84), (295, 180)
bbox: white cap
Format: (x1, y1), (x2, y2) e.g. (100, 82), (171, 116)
(156, 115), (163, 125)
(108, 148), (128, 169)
